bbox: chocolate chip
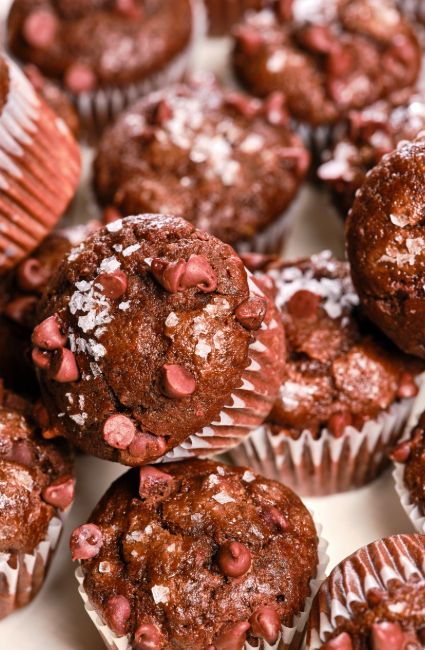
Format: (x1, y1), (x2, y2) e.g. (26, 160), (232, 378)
(212, 622), (250, 650)
(133, 623), (162, 650)
(42, 476), (75, 510)
(151, 258), (186, 293)
(128, 432), (167, 459)
(6, 439), (35, 466)
(70, 523), (103, 561)
(23, 9), (58, 49)
(224, 92), (261, 118)
(49, 348), (79, 383)
(327, 45), (355, 77)
(239, 253), (277, 272)
(389, 440), (411, 463)
(180, 255), (217, 293)
(5, 296), (37, 327)
(277, 146), (310, 176)
(249, 606), (281, 644)
(263, 506), (288, 531)
(105, 595), (131, 636)
(64, 63), (97, 93)
(322, 632), (353, 650)
(32, 347), (51, 370)
(96, 270), (128, 299)
(17, 258), (50, 292)
(234, 25), (263, 54)
(32, 315), (67, 350)
(366, 588), (385, 606)
(103, 414), (135, 449)
(299, 25), (334, 53)
(103, 205), (122, 224)
(287, 290), (320, 319)
(277, 0), (293, 21)
(217, 541), (252, 578)
(161, 364), (196, 399)
(371, 622), (409, 650)
(138, 466), (174, 499)
(153, 99), (173, 124)
(265, 92), (289, 126)
(328, 412), (353, 438)
(235, 296), (267, 331)
(115, 0), (143, 19)
(397, 372), (418, 399)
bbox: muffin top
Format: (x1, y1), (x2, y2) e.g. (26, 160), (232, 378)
(33, 214), (276, 465)
(7, 0), (193, 92)
(318, 90), (425, 215)
(346, 136), (425, 360)
(232, 0), (420, 125)
(258, 252), (420, 438)
(0, 383), (74, 554)
(94, 78), (309, 246)
(392, 411), (425, 513)
(307, 534), (425, 649)
(71, 459), (319, 649)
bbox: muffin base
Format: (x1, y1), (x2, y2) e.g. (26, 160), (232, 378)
(229, 398), (414, 496)
(75, 517), (328, 650)
(0, 516), (62, 620)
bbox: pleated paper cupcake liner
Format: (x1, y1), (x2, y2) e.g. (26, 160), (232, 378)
(305, 533), (425, 649)
(0, 516), (62, 620)
(70, 0), (208, 139)
(229, 397), (414, 496)
(161, 272), (286, 461)
(0, 57), (81, 273)
(75, 515), (328, 650)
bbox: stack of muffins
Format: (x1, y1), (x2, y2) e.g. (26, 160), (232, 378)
(0, 0), (425, 649)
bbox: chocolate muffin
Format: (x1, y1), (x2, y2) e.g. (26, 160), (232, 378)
(0, 221), (100, 396)
(24, 64), (80, 137)
(230, 251), (422, 495)
(72, 459), (323, 650)
(205, 0), (264, 35)
(32, 214), (286, 466)
(306, 534), (425, 649)
(93, 78), (309, 252)
(318, 90), (425, 216)
(7, 0), (205, 133)
(232, 0), (421, 128)
(0, 382), (74, 619)
(346, 135), (425, 360)
(392, 410), (425, 534)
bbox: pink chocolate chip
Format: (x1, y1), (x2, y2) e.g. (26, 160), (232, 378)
(250, 607), (281, 644)
(264, 506), (288, 531)
(139, 466), (173, 498)
(161, 364), (196, 399)
(322, 633), (353, 650)
(151, 258), (186, 293)
(32, 315), (67, 350)
(23, 9), (58, 49)
(180, 255), (217, 293)
(103, 415), (135, 449)
(371, 622), (410, 650)
(235, 296), (267, 331)
(49, 348), (79, 383)
(213, 622), (251, 650)
(128, 433), (167, 459)
(96, 270), (128, 299)
(64, 63), (97, 93)
(32, 347), (51, 370)
(389, 440), (411, 463)
(42, 476), (75, 510)
(397, 372), (419, 399)
(17, 257), (50, 292)
(235, 25), (263, 54)
(153, 99), (173, 124)
(133, 623), (162, 650)
(105, 595), (131, 636)
(217, 541), (252, 578)
(70, 523), (103, 561)
(116, 0), (143, 19)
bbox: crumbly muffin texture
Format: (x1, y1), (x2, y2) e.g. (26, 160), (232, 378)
(393, 411), (425, 513)
(259, 252), (420, 439)
(34, 215), (280, 465)
(233, 0), (420, 125)
(94, 78), (309, 247)
(318, 90), (425, 216)
(346, 136), (425, 360)
(0, 384), (74, 555)
(73, 459), (319, 649)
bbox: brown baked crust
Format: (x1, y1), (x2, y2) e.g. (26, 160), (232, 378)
(77, 459), (319, 648)
(346, 136), (425, 360)
(205, 0), (265, 35)
(396, 412), (425, 513)
(232, 0), (421, 126)
(34, 214), (279, 465)
(318, 89), (425, 217)
(7, 0), (193, 92)
(258, 252), (421, 438)
(0, 384), (73, 554)
(93, 78), (309, 247)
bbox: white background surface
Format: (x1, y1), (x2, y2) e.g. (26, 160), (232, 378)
(0, 2), (420, 647)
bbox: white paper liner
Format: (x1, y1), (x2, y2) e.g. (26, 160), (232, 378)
(230, 397), (414, 496)
(304, 533), (425, 649)
(75, 514), (329, 650)
(160, 272), (285, 461)
(0, 515), (62, 619)
(70, 0), (208, 136)
(392, 372), (425, 534)
(0, 56), (81, 272)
